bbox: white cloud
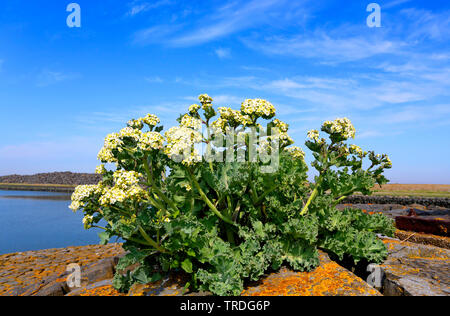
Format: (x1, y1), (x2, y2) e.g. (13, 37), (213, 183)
(401, 8), (450, 41)
(145, 76), (164, 83)
(127, 0), (173, 17)
(215, 48), (231, 59)
(36, 69), (79, 87)
(383, 0), (412, 9)
(243, 33), (404, 63)
(133, 0), (310, 46)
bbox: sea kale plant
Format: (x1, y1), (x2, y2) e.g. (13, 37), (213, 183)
(70, 94), (395, 296)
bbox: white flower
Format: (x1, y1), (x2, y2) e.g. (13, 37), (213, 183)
(164, 126), (203, 165)
(272, 119), (289, 133)
(127, 119), (144, 130)
(141, 114), (160, 127)
(95, 164), (107, 175)
(307, 130), (320, 141)
(139, 132), (164, 151)
(321, 118), (355, 140)
(189, 104), (201, 115)
(70, 185), (99, 211)
(180, 114), (202, 130)
(119, 127), (142, 141)
(97, 133), (122, 163)
(286, 146), (305, 160)
(241, 99), (276, 119)
(199, 94), (213, 105)
(349, 145), (364, 157)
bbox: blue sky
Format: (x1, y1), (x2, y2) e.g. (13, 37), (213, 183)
(0, 0), (449, 184)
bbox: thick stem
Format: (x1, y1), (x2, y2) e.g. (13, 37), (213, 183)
(138, 225), (169, 254)
(254, 186), (277, 206)
(187, 168), (234, 225)
(300, 177), (322, 216)
(143, 155), (180, 215)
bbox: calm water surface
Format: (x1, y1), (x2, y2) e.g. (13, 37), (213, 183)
(0, 190), (105, 255)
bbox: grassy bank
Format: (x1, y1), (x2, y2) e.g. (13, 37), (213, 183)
(372, 184), (450, 198)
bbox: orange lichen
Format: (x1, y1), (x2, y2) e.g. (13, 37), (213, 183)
(0, 243), (124, 296)
(241, 253), (380, 296)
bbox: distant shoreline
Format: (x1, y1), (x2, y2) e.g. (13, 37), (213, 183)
(0, 183), (75, 193)
(0, 172), (100, 193)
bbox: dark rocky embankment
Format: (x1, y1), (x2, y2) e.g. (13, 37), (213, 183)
(344, 195), (450, 209)
(0, 172), (101, 186)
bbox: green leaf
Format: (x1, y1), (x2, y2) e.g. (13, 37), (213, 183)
(98, 231), (110, 245)
(181, 258), (193, 273)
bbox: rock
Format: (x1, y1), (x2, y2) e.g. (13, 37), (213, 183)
(0, 243), (125, 296)
(81, 257), (116, 286)
(34, 280), (69, 296)
(381, 239), (450, 296)
(242, 251), (381, 296)
(127, 273), (191, 296)
(395, 230), (450, 250)
(66, 279), (123, 296)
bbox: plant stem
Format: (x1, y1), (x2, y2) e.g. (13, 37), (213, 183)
(143, 155), (180, 215)
(300, 178), (322, 216)
(138, 225), (169, 254)
(187, 168), (234, 225)
(254, 186), (277, 206)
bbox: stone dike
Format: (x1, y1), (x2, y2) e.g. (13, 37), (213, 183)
(344, 195), (450, 209)
(1, 233), (448, 296)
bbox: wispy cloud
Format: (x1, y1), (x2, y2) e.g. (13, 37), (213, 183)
(36, 69), (79, 87)
(145, 76), (164, 83)
(132, 0), (310, 46)
(215, 48), (231, 59)
(127, 0), (173, 17)
(243, 31), (404, 63)
(383, 0), (412, 9)
(401, 8), (450, 41)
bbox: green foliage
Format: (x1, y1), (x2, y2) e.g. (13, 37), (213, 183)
(71, 95), (395, 296)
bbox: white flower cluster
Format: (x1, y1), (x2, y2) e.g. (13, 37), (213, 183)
(241, 99), (276, 119)
(189, 104), (201, 115)
(82, 215), (94, 229)
(199, 94), (213, 105)
(307, 129), (320, 141)
(128, 119), (144, 130)
(272, 119), (289, 133)
(164, 126), (203, 165)
(69, 185), (99, 211)
(99, 170), (146, 206)
(141, 114), (160, 127)
(97, 133), (122, 162)
(113, 170), (142, 188)
(286, 146), (305, 160)
(384, 156), (392, 168)
(119, 126), (141, 141)
(349, 145), (365, 157)
(180, 114), (202, 130)
(139, 132), (164, 151)
(217, 107), (253, 128)
(321, 118), (356, 140)
(95, 164), (107, 175)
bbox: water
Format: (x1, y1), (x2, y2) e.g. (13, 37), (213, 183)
(0, 190), (105, 255)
